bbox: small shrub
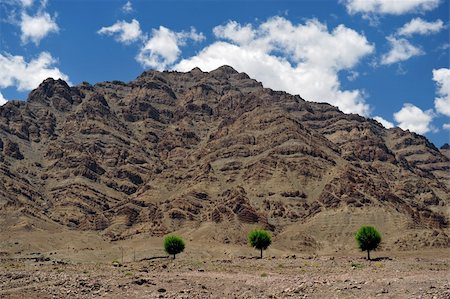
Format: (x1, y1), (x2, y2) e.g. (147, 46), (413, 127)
(355, 226), (381, 260)
(163, 235), (185, 259)
(248, 229), (272, 258)
(112, 260), (122, 267)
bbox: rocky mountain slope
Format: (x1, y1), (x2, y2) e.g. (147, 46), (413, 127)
(0, 66), (448, 251)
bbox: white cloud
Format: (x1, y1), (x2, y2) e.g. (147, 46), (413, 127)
(397, 18), (444, 36)
(175, 17), (374, 116)
(97, 19), (142, 44)
(20, 11), (59, 45)
(137, 26), (180, 70)
(381, 36), (423, 65)
(122, 1), (133, 13)
(393, 103), (434, 134)
(443, 123), (450, 130)
(437, 43), (450, 51)
(213, 21), (256, 45)
(0, 52), (69, 91)
(373, 116), (394, 128)
(0, 92), (7, 106)
(20, 0), (33, 7)
(347, 70), (359, 81)
(177, 27), (205, 43)
(433, 68), (450, 116)
(98, 18), (204, 70)
(343, 0), (441, 15)
(137, 26), (204, 70)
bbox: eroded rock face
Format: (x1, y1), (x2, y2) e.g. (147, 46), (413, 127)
(3, 139), (24, 160)
(0, 65), (449, 248)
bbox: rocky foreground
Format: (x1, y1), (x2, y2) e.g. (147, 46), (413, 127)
(0, 249), (449, 299)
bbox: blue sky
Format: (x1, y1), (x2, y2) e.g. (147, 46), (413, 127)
(0, 0), (449, 146)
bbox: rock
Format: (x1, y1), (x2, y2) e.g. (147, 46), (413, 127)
(133, 278), (152, 285)
(3, 140), (24, 160)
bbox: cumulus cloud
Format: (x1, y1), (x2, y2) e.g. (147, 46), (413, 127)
(98, 18), (205, 70)
(397, 18), (444, 36)
(343, 0), (441, 15)
(433, 68), (450, 116)
(175, 17), (374, 116)
(122, 1), (133, 13)
(137, 26), (204, 70)
(0, 52), (69, 91)
(393, 103), (434, 134)
(0, 92), (7, 106)
(380, 36), (424, 65)
(443, 123), (450, 130)
(20, 11), (59, 45)
(373, 116), (394, 128)
(98, 19), (142, 44)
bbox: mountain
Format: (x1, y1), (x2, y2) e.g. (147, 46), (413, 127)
(0, 66), (448, 251)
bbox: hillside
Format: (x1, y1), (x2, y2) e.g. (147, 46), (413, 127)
(0, 66), (448, 251)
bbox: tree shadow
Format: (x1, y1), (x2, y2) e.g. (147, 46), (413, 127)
(371, 256), (393, 261)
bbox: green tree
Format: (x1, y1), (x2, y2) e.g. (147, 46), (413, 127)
(164, 235), (185, 259)
(355, 226), (381, 260)
(248, 229), (272, 258)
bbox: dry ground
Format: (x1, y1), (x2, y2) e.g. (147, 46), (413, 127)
(0, 231), (448, 299)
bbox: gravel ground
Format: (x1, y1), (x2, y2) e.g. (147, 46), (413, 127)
(1, 251), (449, 298)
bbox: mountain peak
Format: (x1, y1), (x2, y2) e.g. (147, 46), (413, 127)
(190, 67), (204, 75)
(27, 77), (75, 110)
(210, 65), (239, 76)
(29, 78), (71, 99)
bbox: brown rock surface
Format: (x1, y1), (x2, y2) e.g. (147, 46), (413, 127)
(0, 66), (449, 251)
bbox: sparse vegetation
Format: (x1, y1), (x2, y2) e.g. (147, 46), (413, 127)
(164, 235), (185, 259)
(112, 260), (122, 267)
(374, 262), (384, 268)
(248, 229), (272, 258)
(355, 226), (381, 261)
(351, 262), (363, 269)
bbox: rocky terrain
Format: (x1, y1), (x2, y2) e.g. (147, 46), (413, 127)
(0, 247), (449, 298)
(0, 65), (449, 253)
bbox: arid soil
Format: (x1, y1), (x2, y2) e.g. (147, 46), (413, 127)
(0, 238), (449, 299)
